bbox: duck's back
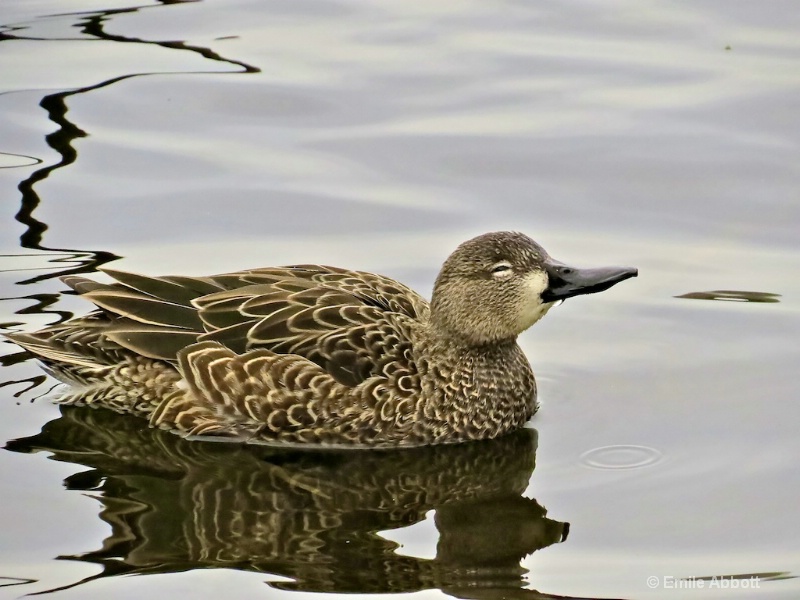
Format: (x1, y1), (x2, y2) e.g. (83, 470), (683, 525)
(9, 264), (429, 391)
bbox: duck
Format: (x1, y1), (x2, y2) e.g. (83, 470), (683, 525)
(6, 231), (637, 447)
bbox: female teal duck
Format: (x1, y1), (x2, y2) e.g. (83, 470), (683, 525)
(7, 232), (636, 447)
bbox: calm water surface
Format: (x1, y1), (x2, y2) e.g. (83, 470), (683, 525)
(1, 1), (799, 599)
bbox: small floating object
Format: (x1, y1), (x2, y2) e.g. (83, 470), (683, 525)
(675, 290), (781, 303)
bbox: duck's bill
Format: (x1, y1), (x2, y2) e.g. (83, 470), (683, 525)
(542, 262), (638, 302)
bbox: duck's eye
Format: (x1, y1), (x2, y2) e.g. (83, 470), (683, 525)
(490, 262), (513, 278)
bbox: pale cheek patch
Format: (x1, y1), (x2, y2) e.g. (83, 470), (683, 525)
(517, 271), (553, 330)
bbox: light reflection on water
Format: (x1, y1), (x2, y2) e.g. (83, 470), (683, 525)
(1, 0), (799, 599)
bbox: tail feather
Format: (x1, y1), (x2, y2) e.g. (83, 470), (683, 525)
(6, 330), (108, 370)
(61, 275), (108, 295)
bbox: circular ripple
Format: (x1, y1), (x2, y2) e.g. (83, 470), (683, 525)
(0, 152), (43, 169)
(580, 445), (662, 470)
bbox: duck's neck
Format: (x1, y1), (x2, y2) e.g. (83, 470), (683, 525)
(422, 318), (524, 365)
(416, 325), (537, 442)
(426, 312), (511, 349)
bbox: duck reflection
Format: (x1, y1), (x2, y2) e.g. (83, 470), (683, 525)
(6, 407), (568, 598)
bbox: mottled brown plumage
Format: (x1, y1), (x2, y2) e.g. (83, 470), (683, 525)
(6, 231), (637, 447)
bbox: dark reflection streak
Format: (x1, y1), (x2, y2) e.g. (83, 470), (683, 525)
(23, 565), (135, 598)
(0, 576), (37, 589)
(1, 4), (260, 72)
(0, 374), (47, 397)
(49, 0), (201, 16)
(1, 3), (261, 411)
(4, 293), (74, 323)
(0, 267), (73, 273)
(14, 75), (136, 286)
(0, 288), (70, 394)
(0, 345), (50, 399)
(0, 351), (31, 368)
(0, 28), (34, 41)
(15, 72), (132, 247)
(7, 3), (258, 289)
(78, 10), (260, 74)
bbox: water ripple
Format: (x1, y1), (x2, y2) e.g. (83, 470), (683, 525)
(0, 152), (42, 169)
(580, 444), (663, 470)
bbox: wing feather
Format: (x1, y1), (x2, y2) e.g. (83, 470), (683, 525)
(82, 290), (200, 329)
(103, 326), (200, 361)
(100, 268), (216, 305)
(17, 264), (428, 388)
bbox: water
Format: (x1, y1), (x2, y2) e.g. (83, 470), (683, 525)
(1, 1), (799, 598)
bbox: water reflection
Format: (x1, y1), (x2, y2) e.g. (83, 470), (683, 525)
(1, 0), (261, 397)
(3, 0), (259, 284)
(6, 408), (568, 598)
(0, 291), (74, 397)
(13, 76), (126, 284)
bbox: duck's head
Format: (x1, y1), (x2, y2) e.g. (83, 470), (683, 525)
(430, 231), (637, 346)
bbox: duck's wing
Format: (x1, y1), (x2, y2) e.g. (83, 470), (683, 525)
(204, 266), (428, 387)
(27, 265), (428, 387)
